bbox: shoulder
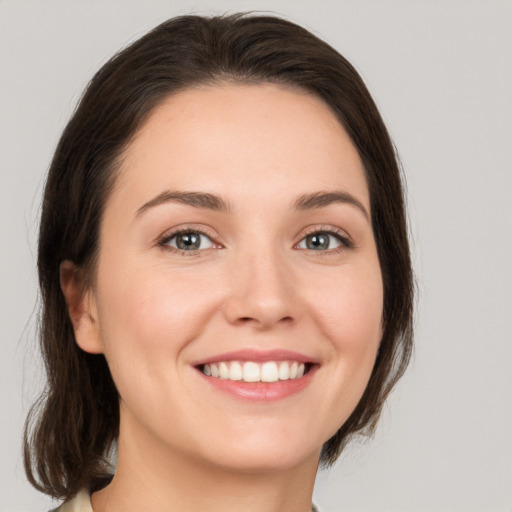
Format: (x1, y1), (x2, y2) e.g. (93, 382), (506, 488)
(49, 490), (321, 512)
(49, 489), (92, 512)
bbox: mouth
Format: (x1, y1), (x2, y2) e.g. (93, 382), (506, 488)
(192, 350), (317, 401)
(197, 360), (313, 383)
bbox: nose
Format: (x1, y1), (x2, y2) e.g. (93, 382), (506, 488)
(222, 248), (296, 330)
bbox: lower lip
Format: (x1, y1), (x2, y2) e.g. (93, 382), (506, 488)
(197, 366), (316, 401)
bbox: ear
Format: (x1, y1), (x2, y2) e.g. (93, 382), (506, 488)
(60, 260), (104, 354)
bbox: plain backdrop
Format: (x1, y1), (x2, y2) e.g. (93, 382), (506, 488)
(1, 1), (511, 511)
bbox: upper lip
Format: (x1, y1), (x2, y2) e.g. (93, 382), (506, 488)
(191, 348), (318, 366)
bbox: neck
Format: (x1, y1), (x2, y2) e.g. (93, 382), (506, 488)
(91, 414), (320, 512)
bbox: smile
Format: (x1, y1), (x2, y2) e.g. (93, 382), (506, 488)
(193, 349), (317, 401)
(201, 360), (308, 382)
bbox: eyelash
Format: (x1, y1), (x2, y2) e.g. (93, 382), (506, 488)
(158, 227), (218, 256)
(297, 226), (353, 254)
(157, 226), (353, 256)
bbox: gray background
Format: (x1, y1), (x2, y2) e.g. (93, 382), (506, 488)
(1, 1), (511, 511)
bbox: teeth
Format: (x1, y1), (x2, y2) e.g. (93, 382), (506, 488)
(219, 362), (229, 379)
(261, 362), (278, 382)
(229, 361), (243, 381)
(290, 362), (298, 379)
(202, 360), (308, 382)
(278, 361), (289, 380)
(243, 362), (260, 382)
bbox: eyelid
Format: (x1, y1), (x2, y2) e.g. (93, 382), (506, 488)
(157, 225), (223, 252)
(294, 225), (353, 250)
(155, 223), (353, 254)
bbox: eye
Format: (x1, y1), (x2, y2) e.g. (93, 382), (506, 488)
(161, 230), (215, 251)
(297, 231), (348, 251)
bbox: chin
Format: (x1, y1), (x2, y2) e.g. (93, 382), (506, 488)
(210, 451), (318, 474)
(195, 432), (323, 474)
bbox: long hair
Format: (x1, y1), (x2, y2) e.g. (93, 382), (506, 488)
(24, 13), (414, 500)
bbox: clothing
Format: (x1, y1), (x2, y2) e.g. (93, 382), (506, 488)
(51, 489), (92, 512)
(51, 488), (321, 512)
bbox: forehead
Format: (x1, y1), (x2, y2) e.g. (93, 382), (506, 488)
(112, 83), (369, 213)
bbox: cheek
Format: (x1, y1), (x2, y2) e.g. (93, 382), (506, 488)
(95, 264), (223, 366)
(308, 262), (383, 349)
(92, 264), (226, 435)
(336, 274), (382, 375)
(304, 262), (383, 405)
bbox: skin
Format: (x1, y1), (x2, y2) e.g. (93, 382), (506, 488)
(61, 83), (383, 512)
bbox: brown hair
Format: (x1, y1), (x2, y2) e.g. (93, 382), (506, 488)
(24, 13), (414, 500)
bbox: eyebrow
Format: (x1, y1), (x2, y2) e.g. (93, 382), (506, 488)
(294, 191), (370, 221)
(136, 190), (231, 217)
(135, 189), (370, 221)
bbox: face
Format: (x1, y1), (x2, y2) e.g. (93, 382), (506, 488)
(70, 83), (383, 473)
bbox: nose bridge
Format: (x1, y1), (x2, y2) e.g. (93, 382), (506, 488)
(223, 237), (296, 328)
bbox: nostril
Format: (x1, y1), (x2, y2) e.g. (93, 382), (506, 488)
(236, 315), (294, 327)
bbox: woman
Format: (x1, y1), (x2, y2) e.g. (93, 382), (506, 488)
(24, 13), (413, 512)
